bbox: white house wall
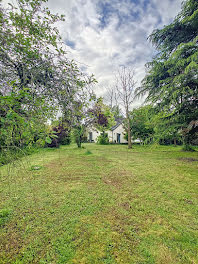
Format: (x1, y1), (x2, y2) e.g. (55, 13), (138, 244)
(88, 124), (127, 144)
(89, 129), (99, 142)
(110, 124), (128, 144)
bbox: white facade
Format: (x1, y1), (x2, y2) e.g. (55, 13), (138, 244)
(109, 123), (128, 144)
(87, 123), (127, 144)
(87, 127), (100, 142)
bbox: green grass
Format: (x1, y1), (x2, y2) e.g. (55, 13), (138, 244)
(0, 144), (197, 264)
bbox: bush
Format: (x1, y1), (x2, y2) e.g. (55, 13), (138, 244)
(47, 124), (71, 148)
(182, 144), (195, 152)
(47, 138), (59, 148)
(97, 133), (109, 145)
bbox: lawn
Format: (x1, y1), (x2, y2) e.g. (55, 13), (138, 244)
(0, 144), (198, 264)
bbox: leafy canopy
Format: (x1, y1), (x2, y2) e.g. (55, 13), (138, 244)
(88, 98), (115, 133)
(0, 0), (95, 149)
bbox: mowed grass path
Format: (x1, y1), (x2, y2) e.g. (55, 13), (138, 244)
(0, 144), (198, 264)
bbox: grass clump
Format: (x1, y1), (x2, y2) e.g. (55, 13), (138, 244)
(30, 165), (43, 170)
(84, 150), (92, 155)
(0, 209), (12, 227)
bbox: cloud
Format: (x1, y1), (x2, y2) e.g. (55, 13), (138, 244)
(2, 0), (183, 108)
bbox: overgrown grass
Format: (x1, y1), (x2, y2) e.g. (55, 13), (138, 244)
(0, 146), (40, 167)
(0, 144), (197, 263)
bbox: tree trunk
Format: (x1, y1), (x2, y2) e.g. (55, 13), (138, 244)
(174, 138), (176, 147)
(127, 120), (132, 149)
(76, 126), (82, 148)
(126, 108), (132, 149)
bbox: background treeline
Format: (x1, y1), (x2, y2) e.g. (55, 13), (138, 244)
(127, 104), (198, 146)
(134, 0), (198, 149)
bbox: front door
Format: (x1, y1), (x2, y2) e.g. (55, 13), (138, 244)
(117, 133), (121, 143)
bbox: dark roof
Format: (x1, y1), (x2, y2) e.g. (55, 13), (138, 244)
(110, 119), (124, 131)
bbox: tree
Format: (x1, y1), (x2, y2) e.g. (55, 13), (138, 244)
(129, 105), (184, 146)
(105, 87), (124, 120)
(47, 118), (71, 148)
(136, 0), (198, 147)
(129, 105), (154, 144)
(71, 100), (88, 148)
(67, 81), (96, 148)
(1, 0), (64, 97)
(88, 98), (115, 139)
(115, 67), (136, 149)
(111, 105), (124, 120)
(0, 89), (51, 147)
(106, 87), (116, 109)
(0, 0), (95, 149)
(151, 112), (183, 146)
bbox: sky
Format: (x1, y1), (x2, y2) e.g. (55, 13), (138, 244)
(45, 0), (183, 107)
(3, 0), (183, 107)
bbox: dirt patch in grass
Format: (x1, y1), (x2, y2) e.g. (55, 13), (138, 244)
(95, 156), (111, 163)
(45, 158), (66, 169)
(178, 157), (198, 162)
(102, 207), (140, 257)
(103, 177), (122, 189)
(102, 169), (133, 190)
(183, 198), (194, 204)
(120, 202), (132, 211)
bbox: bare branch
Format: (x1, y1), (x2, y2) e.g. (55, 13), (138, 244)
(115, 66), (137, 148)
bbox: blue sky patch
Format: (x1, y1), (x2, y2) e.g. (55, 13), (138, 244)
(65, 39), (76, 49)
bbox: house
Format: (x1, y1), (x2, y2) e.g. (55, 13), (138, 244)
(87, 119), (128, 144)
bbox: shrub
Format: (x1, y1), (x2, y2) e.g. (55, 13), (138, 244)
(47, 124), (71, 148)
(97, 133), (109, 145)
(182, 144), (195, 152)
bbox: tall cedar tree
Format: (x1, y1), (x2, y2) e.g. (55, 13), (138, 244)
(136, 0), (198, 145)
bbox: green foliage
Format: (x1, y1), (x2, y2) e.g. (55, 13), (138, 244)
(72, 126), (85, 148)
(88, 98), (115, 133)
(129, 105), (154, 143)
(0, 145), (39, 166)
(128, 105), (185, 145)
(60, 136), (70, 146)
(0, 209), (12, 227)
(136, 0), (198, 145)
(0, 0), (95, 157)
(0, 0), (62, 151)
(97, 133), (109, 145)
(151, 112), (183, 145)
(111, 105), (124, 120)
(84, 150), (92, 155)
(47, 123), (71, 148)
(182, 144), (195, 152)
(0, 88), (50, 148)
